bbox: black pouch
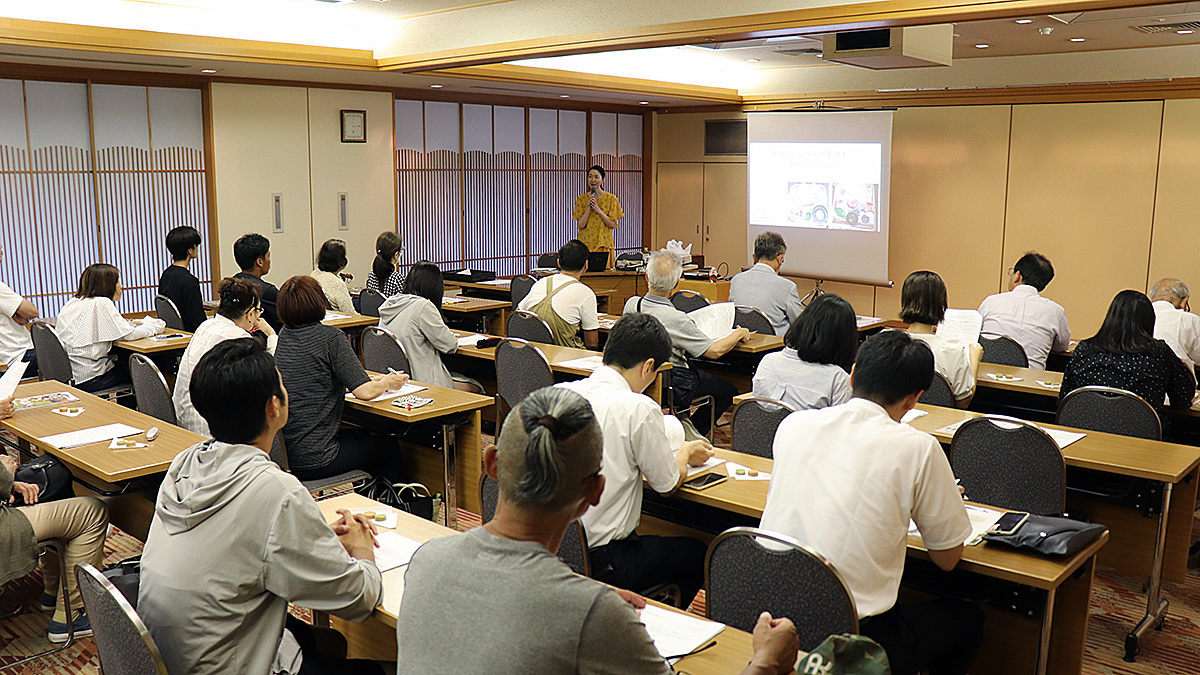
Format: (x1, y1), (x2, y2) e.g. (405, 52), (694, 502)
(13, 455), (74, 505)
(982, 515), (1107, 556)
(100, 556), (141, 608)
(359, 480), (441, 522)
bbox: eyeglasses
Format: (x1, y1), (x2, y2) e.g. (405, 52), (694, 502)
(582, 467), (602, 483)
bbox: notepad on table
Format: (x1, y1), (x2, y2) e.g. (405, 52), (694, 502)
(346, 383), (427, 403)
(557, 355), (604, 371)
(900, 409), (928, 424)
(686, 456), (725, 478)
(638, 604), (725, 664)
(372, 531), (424, 572)
(457, 334), (485, 347)
(42, 423), (143, 450)
(910, 504), (1006, 546)
(936, 419), (1085, 449)
(323, 312), (350, 321)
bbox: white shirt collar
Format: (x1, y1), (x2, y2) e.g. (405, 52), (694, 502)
(589, 365), (633, 392)
(753, 262), (778, 275)
(1152, 300), (1179, 311)
(1012, 284), (1039, 296)
(842, 397), (894, 422)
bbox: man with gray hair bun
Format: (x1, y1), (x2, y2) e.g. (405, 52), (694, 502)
(623, 251), (750, 436)
(1150, 277), (1200, 373)
(729, 232), (804, 336)
(395, 386), (799, 675)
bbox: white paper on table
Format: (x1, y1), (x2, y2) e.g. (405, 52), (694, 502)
(936, 420), (967, 436)
(638, 604), (724, 664)
(478, 279), (511, 287)
(51, 407), (85, 418)
(985, 372), (1022, 382)
(910, 504), (1005, 546)
(557, 355), (604, 371)
(1042, 428), (1086, 449)
(346, 383), (427, 402)
(856, 315), (883, 328)
(687, 302), (736, 341)
(725, 461), (770, 481)
(457, 334), (484, 347)
(372, 531), (423, 573)
(42, 423), (143, 449)
(150, 333), (189, 342)
(937, 309), (983, 345)
(1037, 380), (1061, 390)
(0, 359), (29, 398)
(598, 317), (618, 329)
(900, 409), (928, 424)
(323, 312), (350, 321)
(108, 438), (148, 450)
(442, 297), (469, 305)
(686, 456), (726, 479)
(349, 508), (398, 529)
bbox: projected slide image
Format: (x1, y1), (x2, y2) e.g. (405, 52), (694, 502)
(832, 183), (877, 230)
(749, 142), (883, 232)
(786, 182), (831, 225)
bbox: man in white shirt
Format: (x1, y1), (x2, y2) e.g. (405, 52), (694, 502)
(557, 313), (715, 606)
(0, 244), (38, 371)
(519, 239), (600, 349)
(1150, 277), (1200, 374)
(760, 330), (983, 675)
(978, 252), (1070, 369)
(729, 232), (803, 336)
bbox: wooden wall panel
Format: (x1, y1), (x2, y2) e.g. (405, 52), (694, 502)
(1148, 99), (1200, 293)
(1004, 101), (1164, 336)
(702, 162), (748, 275)
(654, 163), (704, 253)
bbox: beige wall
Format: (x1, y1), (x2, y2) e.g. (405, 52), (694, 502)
(210, 83), (396, 287)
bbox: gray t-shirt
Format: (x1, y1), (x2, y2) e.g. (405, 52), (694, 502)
(622, 293), (713, 369)
(397, 527), (671, 675)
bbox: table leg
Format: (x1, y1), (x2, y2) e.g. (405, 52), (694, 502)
(441, 421), (458, 530)
(1125, 481), (1172, 662)
(1036, 587), (1056, 675)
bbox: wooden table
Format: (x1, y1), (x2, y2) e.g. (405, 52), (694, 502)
(676, 278), (731, 303)
(341, 380), (492, 528)
(114, 331), (192, 354)
(447, 278), (614, 313)
(579, 269), (643, 308)
(322, 312), (378, 330)
(316, 493), (759, 673)
(974, 362), (1200, 419)
(441, 297), (510, 335)
(597, 314), (784, 355)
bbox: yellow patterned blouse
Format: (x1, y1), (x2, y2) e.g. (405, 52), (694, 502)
(573, 191), (624, 252)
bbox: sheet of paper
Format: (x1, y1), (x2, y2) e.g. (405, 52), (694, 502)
(345, 383), (427, 403)
(42, 423), (143, 450)
(372, 531), (423, 573)
(597, 317), (618, 329)
(937, 309), (983, 345)
(856, 315), (883, 328)
(936, 420), (967, 436)
(900, 409), (928, 424)
(108, 438), (148, 450)
(349, 507), (398, 529)
(557, 355), (604, 372)
(13, 392), (79, 410)
(457, 334), (484, 347)
(0, 359), (28, 398)
(323, 312), (349, 321)
(686, 456), (726, 478)
(51, 407), (85, 418)
(150, 333), (189, 342)
(687, 302), (736, 341)
(478, 279), (511, 287)
(442, 297), (469, 305)
(985, 372), (1022, 382)
(638, 604), (724, 664)
(1042, 428), (1086, 449)
(910, 505), (1005, 546)
(1037, 380), (1061, 390)
(725, 461), (770, 481)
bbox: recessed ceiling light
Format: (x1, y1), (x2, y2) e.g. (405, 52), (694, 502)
(975, 44), (989, 49)
(746, 58), (760, 63)
(1178, 29), (1195, 34)
(639, 101), (650, 105)
(429, 84), (443, 88)
(1070, 37), (1086, 42)
(559, 94), (570, 98)
(1015, 19), (1033, 24)
(200, 69), (217, 74)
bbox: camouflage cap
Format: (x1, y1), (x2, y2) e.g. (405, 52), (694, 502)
(796, 634), (891, 675)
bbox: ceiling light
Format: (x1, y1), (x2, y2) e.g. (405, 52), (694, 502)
(1178, 29), (1195, 34)
(1070, 37), (1086, 42)
(975, 44), (989, 49)
(1039, 27), (1054, 35)
(639, 101), (650, 105)
(429, 84), (443, 88)
(1016, 19), (1033, 24)
(559, 94), (570, 98)
(746, 58), (760, 62)
(200, 69), (217, 74)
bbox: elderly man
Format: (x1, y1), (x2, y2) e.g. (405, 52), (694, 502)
(978, 252), (1070, 369)
(623, 251), (749, 436)
(1150, 278), (1200, 373)
(729, 232), (803, 335)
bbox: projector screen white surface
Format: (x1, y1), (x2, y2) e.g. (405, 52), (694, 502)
(747, 111), (893, 285)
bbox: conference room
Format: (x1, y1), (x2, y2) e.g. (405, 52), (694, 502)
(4, 1), (1200, 674)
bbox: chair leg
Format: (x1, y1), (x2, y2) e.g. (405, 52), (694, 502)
(0, 542), (74, 672)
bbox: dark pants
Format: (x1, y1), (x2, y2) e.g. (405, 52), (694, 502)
(589, 532), (707, 608)
(292, 429), (405, 485)
(671, 366), (737, 436)
(76, 357), (130, 393)
(18, 347), (37, 379)
(285, 615), (386, 675)
(858, 599), (985, 675)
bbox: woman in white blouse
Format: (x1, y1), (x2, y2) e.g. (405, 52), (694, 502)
(309, 239), (355, 314)
(752, 293), (858, 411)
(900, 270), (983, 408)
(56, 263), (165, 392)
(173, 277), (277, 436)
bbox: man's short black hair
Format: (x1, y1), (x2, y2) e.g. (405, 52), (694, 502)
(1013, 252), (1054, 292)
(851, 330), (934, 406)
(234, 233), (270, 272)
(558, 239), (590, 273)
(191, 338), (286, 445)
(603, 313), (672, 371)
(166, 226), (201, 262)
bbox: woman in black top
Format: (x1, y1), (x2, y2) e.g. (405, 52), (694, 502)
(1060, 290), (1195, 431)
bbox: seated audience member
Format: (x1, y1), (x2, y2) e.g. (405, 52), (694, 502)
(174, 277), (277, 436)
(275, 276), (408, 482)
(557, 313), (714, 606)
(728, 232), (803, 336)
(396, 386), (799, 675)
(378, 262), (478, 392)
(157, 225), (207, 332)
(233, 233), (281, 330)
(311, 238), (355, 314)
(139, 339), (385, 675)
(1060, 290), (1195, 427)
(623, 252), (749, 436)
(752, 293), (856, 411)
(761, 330), (982, 675)
(57, 263), (166, 392)
(365, 231), (405, 297)
(0, 243), (38, 372)
(977, 252), (1070, 369)
(1149, 277), (1200, 372)
(518, 239), (600, 349)
(1, 398), (108, 642)
(900, 270), (982, 408)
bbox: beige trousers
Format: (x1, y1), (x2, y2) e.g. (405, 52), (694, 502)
(20, 496), (109, 616)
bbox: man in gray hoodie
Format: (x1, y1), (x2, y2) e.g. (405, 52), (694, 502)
(138, 338), (385, 675)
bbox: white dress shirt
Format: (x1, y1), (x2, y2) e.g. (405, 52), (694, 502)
(729, 263), (804, 336)
(760, 398), (971, 618)
(752, 347), (851, 411)
(556, 366), (680, 548)
(174, 314), (278, 436)
(517, 274), (600, 331)
(908, 332), (977, 401)
(56, 297), (165, 384)
(1152, 300), (1200, 373)
(978, 284), (1070, 370)
(0, 281), (32, 367)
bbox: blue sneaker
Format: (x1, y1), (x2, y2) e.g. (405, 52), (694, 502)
(48, 612), (92, 643)
(40, 593), (56, 612)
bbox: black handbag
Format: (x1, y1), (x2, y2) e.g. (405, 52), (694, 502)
(359, 480), (441, 522)
(983, 515), (1107, 556)
(13, 455), (74, 505)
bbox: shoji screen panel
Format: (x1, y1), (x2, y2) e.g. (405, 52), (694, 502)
(610, 113), (643, 253)
(148, 87), (209, 291)
(396, 100), (464, 274)
(463, 104), (527, 278)
(529, 109), (587, 264)
(0, 80), (40, 307)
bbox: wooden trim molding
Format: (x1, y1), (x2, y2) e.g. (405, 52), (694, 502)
(435, 64), (741, 104)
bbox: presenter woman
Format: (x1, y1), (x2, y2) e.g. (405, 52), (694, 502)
(573, 165), (623, 263)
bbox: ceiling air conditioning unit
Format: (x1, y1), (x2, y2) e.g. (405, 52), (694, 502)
(822, 24), (953, 69)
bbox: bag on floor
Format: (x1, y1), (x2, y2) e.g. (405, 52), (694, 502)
(100, 555), (141, 608)
(359, 480), (441, 522)
(795, 634), (891, 675)
(982, 515), (1107, 556)
(13, 455), (73, 505)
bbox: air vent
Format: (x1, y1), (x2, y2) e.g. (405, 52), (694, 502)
(1133, 21), (1200, 33)
(776, 48), (823, 56)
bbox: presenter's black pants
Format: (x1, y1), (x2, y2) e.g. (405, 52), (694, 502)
(671, 366), (737, 436)
(858, 598), (985, 675)
(590, 531), (707, 608)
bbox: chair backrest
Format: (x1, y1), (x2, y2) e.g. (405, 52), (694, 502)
(917, 372), (956, 408)
(361, 326), (411, 375)
(268, 431), (290, 471)
(670, 289), (710, 313)
(510, 275), (536, 308)
(128, 355), (176, 425)
(507, 310), (554, 345)
(731, 398), (794, 458)
(479, 474), (500, 524)
(154, 295), (185, 331)
(1056, 385), (1162, 440)
(359, 288), (386, 317)
(536, 252), (558, 268)
(706, 527), (858, 652)
(494, 338), (554, 410)
(75, 563), (169, 675)
(951, 415), (1066, 515)
(478, 473), (589, 575)
(30, 320), (74, 385)
(979, 334), (1029, 368)
(733, 306), (774, 335)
